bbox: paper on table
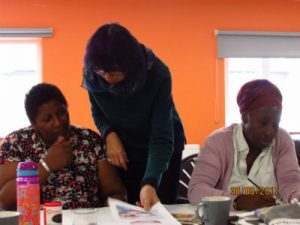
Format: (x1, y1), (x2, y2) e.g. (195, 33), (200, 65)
(237, 203), (300, 225)
(233, 211), (255, 218)
(255, 203), (300, 225)
(238, 217), (265, 225)
(164, 204), (202, 225)
(108, 198), (181, 225)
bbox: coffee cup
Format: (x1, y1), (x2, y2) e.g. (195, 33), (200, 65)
(0, 211), (20, 225)
(195, 196), (231, 225)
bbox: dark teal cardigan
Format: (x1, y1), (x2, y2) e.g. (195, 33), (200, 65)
(87, 51), (185, 188)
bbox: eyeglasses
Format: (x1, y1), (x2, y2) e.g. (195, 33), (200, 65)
(94, 69), (106, 77)
(94, 69), (126, 78)
(93, 68), (126, 86)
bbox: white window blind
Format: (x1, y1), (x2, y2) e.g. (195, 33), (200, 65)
(0, 28), (53, 37)
(216, 30), (300, 58)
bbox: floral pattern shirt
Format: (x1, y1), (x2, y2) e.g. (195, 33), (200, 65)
(0, 125), (105, 209)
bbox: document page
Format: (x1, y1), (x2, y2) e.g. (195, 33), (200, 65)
(108, 198), (181, 225)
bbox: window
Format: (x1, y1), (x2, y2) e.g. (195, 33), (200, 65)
(225, 58), (300, 132)
(216, 30), (300, 133)
(0, 38), (41, 137)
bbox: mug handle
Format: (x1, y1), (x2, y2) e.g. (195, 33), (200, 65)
(194, 203), (204, 219)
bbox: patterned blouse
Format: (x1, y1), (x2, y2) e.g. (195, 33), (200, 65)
(0, 125), (105, 209)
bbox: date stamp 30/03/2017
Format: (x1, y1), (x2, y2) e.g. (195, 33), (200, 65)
(230, 186), (279, 196)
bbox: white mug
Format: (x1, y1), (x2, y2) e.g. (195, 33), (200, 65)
(195, 196), (231, 225)
(0, 211), (20, 225)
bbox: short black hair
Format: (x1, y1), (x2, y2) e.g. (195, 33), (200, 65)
(25, 83), (68, 123)
(84, 23), (145, 77)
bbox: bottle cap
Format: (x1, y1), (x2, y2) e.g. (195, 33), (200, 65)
(17, 161), (39, 176)
(44, 202), (62, 207)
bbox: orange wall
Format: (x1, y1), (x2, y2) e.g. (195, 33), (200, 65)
(1, 0), (300, 146)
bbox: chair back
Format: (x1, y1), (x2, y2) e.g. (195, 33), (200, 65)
(293, 139), (300, 166)
(177, 153), (198, 203)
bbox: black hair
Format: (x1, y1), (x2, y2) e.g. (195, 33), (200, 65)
(25, 83), (68, 123)
(84, 23), (145, 77)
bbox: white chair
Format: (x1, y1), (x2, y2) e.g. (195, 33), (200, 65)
(181, 144), (201, 159)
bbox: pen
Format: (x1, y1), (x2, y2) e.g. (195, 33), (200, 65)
(247, 178), (260, 189)
(247, 178), (281, 205)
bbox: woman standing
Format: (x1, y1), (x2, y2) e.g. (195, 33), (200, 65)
(82, 23), (185, 210)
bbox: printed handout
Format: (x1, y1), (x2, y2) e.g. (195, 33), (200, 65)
(108, 198), (181, 225)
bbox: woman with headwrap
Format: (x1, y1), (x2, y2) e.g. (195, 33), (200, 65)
(82, 23), (185, 210)
(188, 79), (300, 211)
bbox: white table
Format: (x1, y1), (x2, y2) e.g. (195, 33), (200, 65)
(41, 204), (196, 225)
(40, 204), (259, 225)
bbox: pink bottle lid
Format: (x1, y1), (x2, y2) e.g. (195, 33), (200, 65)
(17, 161), (39, 176)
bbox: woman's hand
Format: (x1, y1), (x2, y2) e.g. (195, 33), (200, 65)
(138, 185), (160, 211)
(45, 136), (73, 171)
(235, 194), (276, 211)
(106, 132), (128, 170)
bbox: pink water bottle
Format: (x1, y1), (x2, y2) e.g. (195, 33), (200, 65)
(17, 161), (40, 225)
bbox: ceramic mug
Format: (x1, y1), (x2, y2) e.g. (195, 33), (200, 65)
(0, 211), (20, 225)
(195, 196), (231, 225)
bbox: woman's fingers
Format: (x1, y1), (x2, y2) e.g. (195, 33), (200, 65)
(106, 132), (128, 169)
(119, 154), (128, 170)
(108, 151), (128, 170)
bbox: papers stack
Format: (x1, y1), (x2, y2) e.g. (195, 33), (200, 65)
(238, 203), (300, 225)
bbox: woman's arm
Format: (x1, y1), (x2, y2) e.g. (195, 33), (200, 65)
(88, 93), (129, 170)
(188, 136), (233, 205)
(0, 159), (63, 210)
(144, 73), (174, 188)
(0, 162), (18, 209)
(97, 160), (126, 206)
(0, 134), (72, 209)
